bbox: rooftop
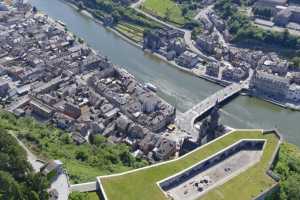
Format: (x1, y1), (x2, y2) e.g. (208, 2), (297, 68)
(99, 129), (280, 200)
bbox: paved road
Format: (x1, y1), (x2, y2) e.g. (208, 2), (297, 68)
(70, 182), (97, 192)
(10, 133), (70, 200)
(130, 4), (216, 61)
(193, 5), (214, 20)
(51, 173), (70, 200)
(11, 132), (45, 172)
(176, 83), (244, 138)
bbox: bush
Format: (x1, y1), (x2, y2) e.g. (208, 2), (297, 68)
(75, 150), (89, 161)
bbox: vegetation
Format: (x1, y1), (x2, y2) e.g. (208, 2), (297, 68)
(0, 112), (147, 184)
(142, 0), (187, 25)
(0, 129), (49, 200)
(115, 22), (144, 43)
(101, 130), (279, 200)
(69, 192), (100, 200)
(77, 0), (161, 29)
(141, 0), (201, 26)
(268, 143), (300, 200)
(290, 56), (300, 69)
(214, 0), (300, 50)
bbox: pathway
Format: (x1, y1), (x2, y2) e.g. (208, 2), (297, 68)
(11, 132), (45, 172)
(70, 182), (98, 192)
(130, 3), (216, 61)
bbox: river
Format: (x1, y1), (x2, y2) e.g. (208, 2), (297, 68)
(27, 0), (300, 146)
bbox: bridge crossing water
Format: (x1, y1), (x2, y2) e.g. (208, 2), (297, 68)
(176, 83), (244, 137)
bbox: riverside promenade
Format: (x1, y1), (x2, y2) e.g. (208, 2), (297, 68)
(176, 83), (244, 137)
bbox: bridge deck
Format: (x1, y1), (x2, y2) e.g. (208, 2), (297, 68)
(176, 83), (243, 137)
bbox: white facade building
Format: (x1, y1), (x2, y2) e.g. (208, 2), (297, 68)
(287, 84), (300, 101)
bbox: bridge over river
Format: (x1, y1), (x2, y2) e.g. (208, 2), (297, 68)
(176, 83), (244, 137)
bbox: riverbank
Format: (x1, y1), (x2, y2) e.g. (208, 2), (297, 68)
(28, 0), (300, 146)
(249, 92), (300, 111)
(59, 0), (233, 88)
(60, 0), (300, 112)
(59, 0), (300, 110)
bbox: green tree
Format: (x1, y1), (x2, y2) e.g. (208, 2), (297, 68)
(0, 171), (23, 200)
(165, 8), (171, 20)
(69, 192), (88, 200)
(75, 150), (89, 161)
(280, 173), (300, 200)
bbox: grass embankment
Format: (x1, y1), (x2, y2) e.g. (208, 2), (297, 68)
(101, 130), (279, 200)
(69, 191), (100, 200)
(115, 22), (144, 43)
(0, 112), (147, 184)
(141, 0), (186, 26)
(87, 192), (100, 200)
(270, 142), (300, 199)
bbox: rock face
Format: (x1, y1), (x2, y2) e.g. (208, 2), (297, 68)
(198, 102), (225, 144)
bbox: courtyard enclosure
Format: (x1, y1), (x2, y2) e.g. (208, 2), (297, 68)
(99, 130), (280, 200)
(159, 140), (266, 200)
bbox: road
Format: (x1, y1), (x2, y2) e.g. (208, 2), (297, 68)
(51, 172), (70, 200)
(193, 5), (214, 20)
(10, 132), (70, 200)
(70, 182), (97, 192)
(130, 3), (216, 62)
(10, 132), (45, 172)
(176, 83), (244, 139)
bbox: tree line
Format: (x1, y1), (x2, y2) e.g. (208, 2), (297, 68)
(0, 129), (49, 200)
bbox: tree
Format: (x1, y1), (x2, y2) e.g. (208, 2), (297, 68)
(272, 143), (300, 200)
(280, 173), (300, 200)
(112, 10), (121, 24)
(75, 150), (89, 161)
(165, 8), (171, 20)
(182, 7), (188, 16)
(69, 192), (89, 200)
(0, 130), (49, 200)
(90, 134), (106, 146)
(0, 171), (23, 200)
(61, 133), (72, 144)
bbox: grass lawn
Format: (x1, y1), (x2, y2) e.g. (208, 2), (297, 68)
(87, 192), (101, 200)
(142, 0), (186, 26)
(100, 130), (279, 200)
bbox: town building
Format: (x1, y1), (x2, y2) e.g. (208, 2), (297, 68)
(175, 51), (199, 68)
(287, 84), (300, 102)
(205, 62), (220, 77)
(250, 70), (289, 99)
(196, 34), (218, 55)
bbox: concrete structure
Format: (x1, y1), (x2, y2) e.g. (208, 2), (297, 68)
(287, 84), (300, 102)
(95, 129), (282, 200)
(176, 83), (244, 137)
(176, 51), (199, 68)
(40, 160), (63, 177)
(250, 71), (289, 99)
(159, 140), (265, 200)
(254, 0), (288, 8)
(30, 99), (54, 119)
(205, 62), (219, 77)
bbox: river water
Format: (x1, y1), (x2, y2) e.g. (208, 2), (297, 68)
(27, 0), (300, 145)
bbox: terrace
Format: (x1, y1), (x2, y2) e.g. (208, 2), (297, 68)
(98, 129), (281, 200)
(159, 140), (265, 200)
